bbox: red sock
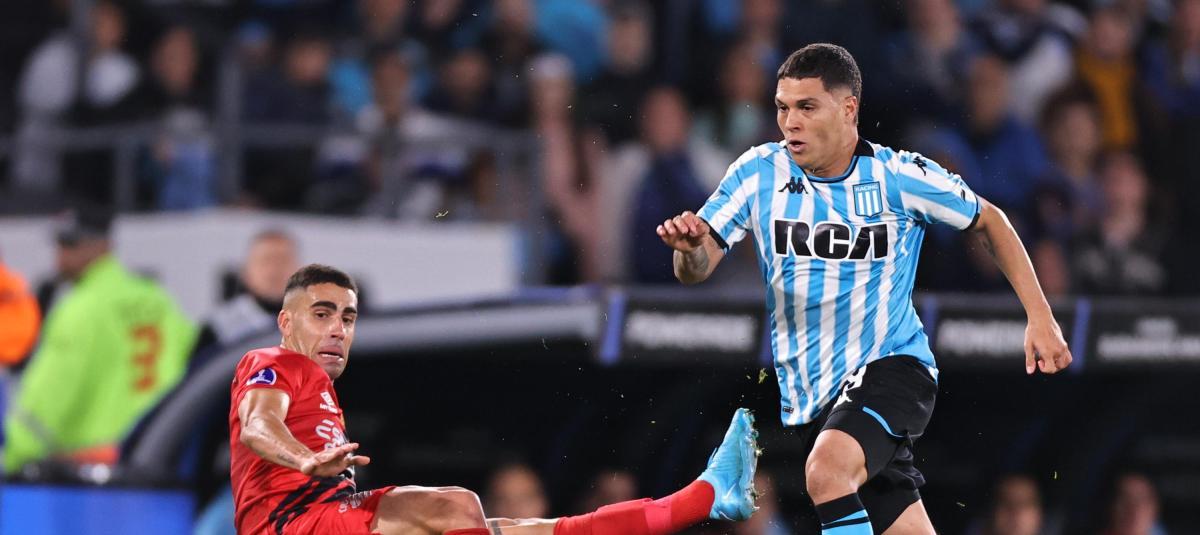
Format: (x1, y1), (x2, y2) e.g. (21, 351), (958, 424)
(552, 480), (715, 535)
(444, 530), (489, 535)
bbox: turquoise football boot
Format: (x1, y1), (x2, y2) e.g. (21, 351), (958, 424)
(698, 408), (760, 521)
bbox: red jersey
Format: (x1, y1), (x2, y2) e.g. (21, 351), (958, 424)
(229, 346), (357, 535)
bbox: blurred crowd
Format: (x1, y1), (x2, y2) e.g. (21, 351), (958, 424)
(0, 3), (1195, 531)
(0, 206), (1180, 532)
(2, 0), (1200, 292)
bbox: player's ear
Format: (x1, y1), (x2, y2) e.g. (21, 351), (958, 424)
(844, 95), (858, 125)
(278, 309), (291, 336)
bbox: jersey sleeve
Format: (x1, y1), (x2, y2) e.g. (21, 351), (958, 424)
(232, 353), (303, 408)
(895, 152), (981, 230)
(697, 149), (759, 250)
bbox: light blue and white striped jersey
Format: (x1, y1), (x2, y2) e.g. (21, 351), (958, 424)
(698, 139), (980, 426)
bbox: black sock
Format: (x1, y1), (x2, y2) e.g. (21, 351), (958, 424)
(814, 493), (872, 534)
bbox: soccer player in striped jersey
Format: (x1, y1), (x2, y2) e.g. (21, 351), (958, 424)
(658, 43), (1073, 534)
(231, 264), (760, 535)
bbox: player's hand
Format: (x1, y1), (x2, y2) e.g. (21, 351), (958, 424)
(300, 443), (371, 477)
(657, 211), (711, 253)
(1024, 318), (1072, 375)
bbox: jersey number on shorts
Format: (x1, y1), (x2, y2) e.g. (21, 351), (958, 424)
(131, 325), (162, 392)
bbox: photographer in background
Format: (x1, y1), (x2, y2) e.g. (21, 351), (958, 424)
(3, 205), (195, 475)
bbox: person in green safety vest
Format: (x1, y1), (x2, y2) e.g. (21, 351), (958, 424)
(3, 204), (196, 475)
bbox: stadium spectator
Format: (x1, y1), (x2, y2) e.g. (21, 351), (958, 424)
(1035, 85), (1105, 242)
(983, 474), (1044, 535)
(960, 54), (1051, 215)
(423, 47), (499, 124)
(484, 463), (551, 520)
(479, 0), (544, 128)
(676, 0), (787, 111)
(1074, 5), (1143, 150)
(1100, 472), (1166, 535)
(328, 0), (419, 119)
(692, 39), (776, 156)
(730, 0), (787, 86)
(13, 0), (140, 204)
(137, 26), (218, 211)
(137, 26), (210, 119)
(2, 205), (196, 475)
(193, 229), (299, 359)
(356, 48), (473, 219)
(17, 0), (139, 124)
(1144, 0), (1200, 292)
(1140, 0), (1200, 119)
(533, 53), (605, 283)
(242, 30), (332, 124)
(970, 0), (1081, 125)
(605, 86), (729, 283)
(878, 0), (980, 137)
(1072, 152), (1166, 295)
(241, 30), (334, 209)
(579, 0), (656, 147)
(235, 21), (275, 78)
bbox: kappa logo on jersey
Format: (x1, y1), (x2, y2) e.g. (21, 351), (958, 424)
(852, 182), (883, 217)
(913, 156), (929, 175)
(777, 176), (807, 194)
(246, 368), (277, 386)
(773, 219), (889, 260)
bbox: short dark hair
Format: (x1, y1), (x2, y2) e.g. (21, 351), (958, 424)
(777, 43), (862, 100)
(55, 201), (114, 246)
(284, 264), (358, 296)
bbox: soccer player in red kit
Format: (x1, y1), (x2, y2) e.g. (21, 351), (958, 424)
(230, 264), (761, 535)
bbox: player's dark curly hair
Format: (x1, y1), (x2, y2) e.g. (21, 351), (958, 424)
(284, 264), (358, 295)
(777, 43), (862, 100)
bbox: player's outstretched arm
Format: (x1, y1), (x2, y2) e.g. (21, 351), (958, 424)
(238, 388), (370, 477)
(968, 198), (1073, 375)
(658, 211), (726, 284)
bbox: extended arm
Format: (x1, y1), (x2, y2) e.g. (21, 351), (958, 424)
(968, 198), (1073, 374)
(237, 388), (369, 476)
(659, 211), (726, 284)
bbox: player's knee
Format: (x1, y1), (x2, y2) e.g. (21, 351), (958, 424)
(805, 453), (857, 501)
(375, 486), (485, 531)
(442, 487), (482, 511)
(425, 487), (485, 530)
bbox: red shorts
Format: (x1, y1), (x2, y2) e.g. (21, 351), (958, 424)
(282, 486), (396, 535)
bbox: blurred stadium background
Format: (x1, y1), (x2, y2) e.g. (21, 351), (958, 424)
(1, 0), (1199, 533)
